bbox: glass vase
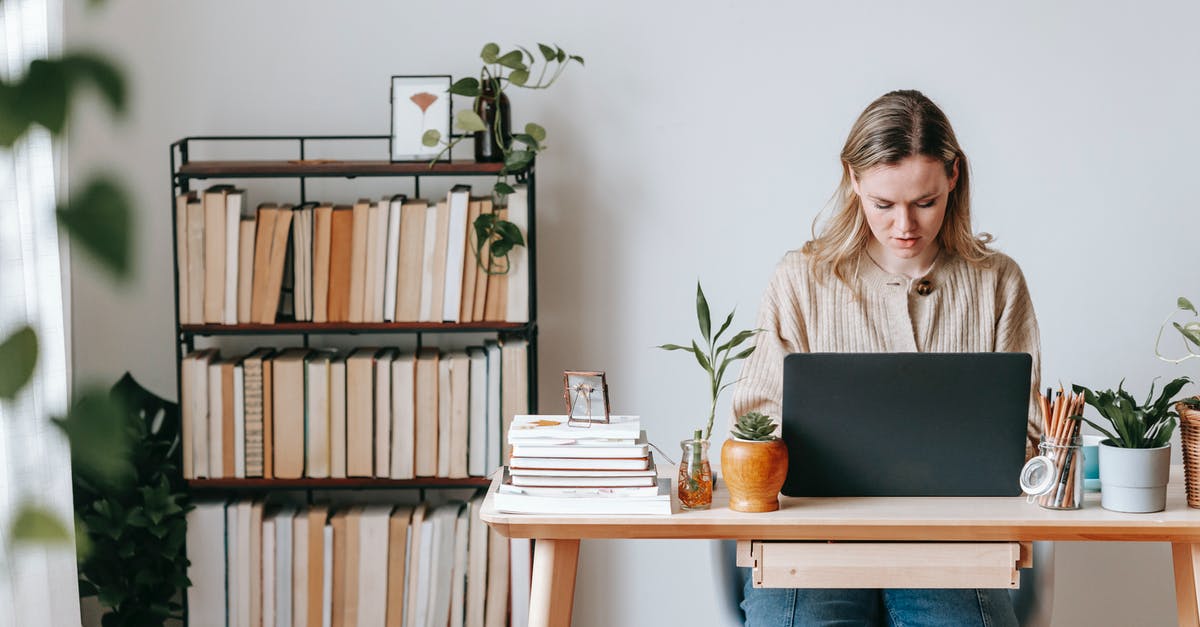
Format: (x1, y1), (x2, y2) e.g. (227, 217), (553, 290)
(474, 78), (511, 163)
(678, 436), (713, 510)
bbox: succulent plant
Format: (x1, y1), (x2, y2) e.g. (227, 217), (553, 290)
(731, 412), (778, 442)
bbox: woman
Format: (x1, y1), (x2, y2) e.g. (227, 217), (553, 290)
(730, 89), (1042, 627)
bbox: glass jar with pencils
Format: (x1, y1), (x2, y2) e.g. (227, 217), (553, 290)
(1020, 389), (1085, 509)
(678, 430), (713, 510)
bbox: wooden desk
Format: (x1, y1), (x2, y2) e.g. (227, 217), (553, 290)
(480, 467), (1200, 627)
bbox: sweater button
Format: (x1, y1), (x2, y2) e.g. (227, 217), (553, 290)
(915, 280), (933, 296)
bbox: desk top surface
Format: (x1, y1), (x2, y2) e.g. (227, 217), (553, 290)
(480, 466), (1200, 542)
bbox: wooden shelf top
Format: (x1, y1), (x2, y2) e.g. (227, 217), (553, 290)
(180, 321), (533, 335)
(189, 477), (492, 490)
(177, 159), (508, 178)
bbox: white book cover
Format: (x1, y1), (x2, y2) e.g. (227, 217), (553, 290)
(372, 198), (390, 322)
(390, 353), (416, 480)
(507, 415), (642, 442)
(449, 352), (471, 479)
(322, 524), (333, 627)
(493, 476), (673, 516)
(464, 495), (488, 627)
(503, 185), (529, 322)
(374, 349), (397, 477)
(428, 504), (462, 627)
(225, 504), (238, 627)
(236, 501), (252, 627)
(509, 475), (657, 488)
(418, 203), (438, 322)
(414, 517), (435, 627)
(174, 194), (190, 324)
(223, 189), (244, 325)
(484, 342), (502, 474)
(482, 527), (508, 627)
(307, 353), (332, 478)
(404, 504), (428, 627)
(449, 504), (470, 627)
(273, 507), (296, 627)
(208, 361), (224, 478)
(508, 466), (658, 478)
(292, 512), (309, 627)
(234, 363), (245, 478)
(509, 433), (649, 459)
(383, 196), (402, 322)
(437, 357), (452, 478)
(355, 505), (391, 627)
(499, 483), (662, 497)
(509, 537), (532, 627)
(363, 202), (382, 323)
(192, 351), (213, 478)
(263, 517), (276, 627)
(185, 501), (227, 627)
(330, 356), (347, 479)
(508, 456), (651, 471)
(466, 348), (487, 477)
(441, 186), (470, 322)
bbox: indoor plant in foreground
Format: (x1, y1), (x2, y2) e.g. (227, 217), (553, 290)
(1072, 377), (1190, 513)
(1155, 296), (1200, 506)
(722, 412), (788, 512)
(657, 282), (759, 509)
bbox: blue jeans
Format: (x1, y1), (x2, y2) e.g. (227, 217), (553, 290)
(740, 568), (1018, 627)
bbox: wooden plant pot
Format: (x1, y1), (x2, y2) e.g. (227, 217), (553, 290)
(721, 438), (788, 512)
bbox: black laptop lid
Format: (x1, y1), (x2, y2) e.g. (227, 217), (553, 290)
(780, 353), (1032, 497)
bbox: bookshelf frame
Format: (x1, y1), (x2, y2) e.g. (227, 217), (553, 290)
(169, 134), (539, 492)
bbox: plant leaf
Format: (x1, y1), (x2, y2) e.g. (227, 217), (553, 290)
(22, 59), (70, 134)
(493, 181), (515, 196)
(1175, 322), (1200, 350)
(569, 54), (586, 66)
(454, 110), (487, 133)
(53, 386), (133, 486)
(60, 53), (126, 115)
(712, 311), (735, 343)
(512, 133), (540, 150)
(696, 282), (711, 344)
(0, 326), (38, 401)
(525, 123), (546, 143)
(448, 77), (479, 97)
(691, 340), (713, 374)
(657, 343), (691, 351)
(496, 50), (526, 71)
(503, 150), (534, 172)
(509, 69), (529, 87)
(729, 345), (757, 361)
(56, 175), (133, 278)
(538, 43), (556, 62)
(11, 505), (71, 545)
(1181, 297), (1197, 315)
(421, 129), (441, 147)
(717, 329), (759, 356)
(480, 43), (500, 64)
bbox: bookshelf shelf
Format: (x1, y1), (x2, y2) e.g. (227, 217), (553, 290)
(180, 321), (535, 336)
(188, 477), (493, 490)
(177, 159), (509, 179)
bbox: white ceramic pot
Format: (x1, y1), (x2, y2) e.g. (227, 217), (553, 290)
(1098, 442), (1171, 513)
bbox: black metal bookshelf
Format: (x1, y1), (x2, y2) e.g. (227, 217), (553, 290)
(169, 134), (539, 490)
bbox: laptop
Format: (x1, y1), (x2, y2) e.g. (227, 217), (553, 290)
(780, 352), (1032, 497)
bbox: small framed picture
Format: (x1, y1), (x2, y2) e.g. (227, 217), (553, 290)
(563, 371), (610, 426)
(390, 75), (452, 162)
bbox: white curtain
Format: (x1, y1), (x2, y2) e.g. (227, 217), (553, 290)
(0, 0), (80, 625)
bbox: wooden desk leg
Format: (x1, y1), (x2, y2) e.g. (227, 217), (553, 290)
(1172, 542), (1200, 627)
(528, 539), (581, 627)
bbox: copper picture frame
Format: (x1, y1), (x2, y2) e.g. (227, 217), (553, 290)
(563, 370), (610, 426)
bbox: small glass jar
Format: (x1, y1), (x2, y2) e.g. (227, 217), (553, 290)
(678, 432), (713, 511)
(1020, 435), (1084, 510)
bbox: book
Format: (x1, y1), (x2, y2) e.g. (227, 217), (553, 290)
(202, 185), (230, 323)
(448, 503), (470, 627)
(499, 483), (662, 497)
(373, 348), (397, 477)
(504, 184), (530, 323)
(327, 205), (353, 323)
(273, 507), (296, 627)
(466, 347), (488, 477)
(185, 197), (206, 325)
(174, 192), (195, 324)
(330, 354), (348, 479)
(182, 349), (217, 479)
(507, 415), (643, 442)
(394, 199), (427, 322)
(341, 507), (363, 627)
(222, 360), (236, 478)
(329, 509), (350, 627)
(500, 338), (528, 464)
(418, 202), (439, 322)
(263, 515), (276, 627)
(224, 189), (245, 325)
(363, 199), (384, 323)
(437, 356), (453, 478)
(348, 199), (371, 323)
(384, 506), (413, 627)
(464, 494), (488, 627)
(237, 217), (256, 324)
(321, 523), (334, 627)
(312, 203), (333, 323)
(493, 475), (672, 516)
(262, 351), (275, 479)
(459, 198), (483, 323)
(242, 348), (272, 478)
(404, 503), (429, 627)
(509, 474), (657, 488)
(248, 499), (264, 627)
(306, 506), (328, 627)
(509, 456), (651, 471)
(427, 502), (464, 627)
(471, 199), (493, 323)
(382, 195), (404, 322)
(414, 348), (439, 477)
(508, 465), (658, 478)
(482, 526), (508, 627)
(292, 204), (313, 321)
(306, 352), (332, 479)
(258, 204), (295, 324)
(355, 505), (391, 627)
(233, 361), (245, 478)
(207, 358), (224, 478)
(272, 348), (311, 479)
(346, 348), (378, 477)
(249, 204), (278, 324)
(293, 508), (310, 627)
(442, 185), (471, 322)
(185, 501), (227, 627)
(482, 207), (508, 321)
(483, 341), (502, 474)
(510, 433), (649, 458)
(449, 351), (471, 478)
(235, 500), (252, 627)
(389, 353), (416, 480)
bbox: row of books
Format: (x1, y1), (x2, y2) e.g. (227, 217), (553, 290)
(493, 415), (671, 515)
(186, 494), (531, 627)
(181, 339), (528, 480)
(174, 184), (530, 326)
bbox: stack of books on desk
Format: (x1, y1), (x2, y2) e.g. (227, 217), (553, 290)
(494, 415), (671, 515)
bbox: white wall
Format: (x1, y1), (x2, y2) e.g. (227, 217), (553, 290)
(66, 1), (1200, 625)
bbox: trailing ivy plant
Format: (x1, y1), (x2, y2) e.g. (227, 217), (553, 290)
(75, 374), (191, 627)
(1155, 297), (1200, 409)
(0, 0), (137, 567)
(423, 42), (583, 274)
(657, 282), (760, 441)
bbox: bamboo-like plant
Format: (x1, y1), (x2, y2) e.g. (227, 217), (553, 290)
(657, 282), (760, 441)
(1072, 378), (1190, 448)
(1156, 297), (1200, 409)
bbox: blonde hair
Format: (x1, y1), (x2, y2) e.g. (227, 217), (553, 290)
(803, 90), (995, 285)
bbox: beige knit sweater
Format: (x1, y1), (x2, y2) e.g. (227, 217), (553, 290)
(730, 248), (1043, 457)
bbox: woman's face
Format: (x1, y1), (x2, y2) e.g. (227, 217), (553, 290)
(850, 155), (957, 265)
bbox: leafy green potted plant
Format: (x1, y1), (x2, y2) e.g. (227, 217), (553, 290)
(1155, 296), (1200, 506)
(657, 282), (759, 510)
(722, 412), (787, 512)
(1072, 377), (1189, 513)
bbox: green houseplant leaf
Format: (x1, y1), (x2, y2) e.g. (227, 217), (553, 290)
(0, 325), (38, 401)
(11, 504), (72, 545)
(56, 175), (133, 279)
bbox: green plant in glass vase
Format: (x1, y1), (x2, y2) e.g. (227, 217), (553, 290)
(422, 42), (582, 275)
